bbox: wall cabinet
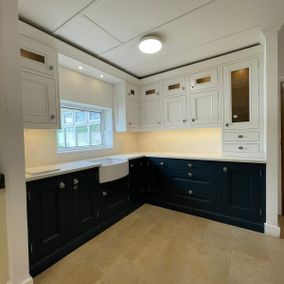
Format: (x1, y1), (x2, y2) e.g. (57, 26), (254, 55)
(114, 81), (140, 132)
(163, 76), (186, 96)
(141, 83), (160, 101)
(164, 95), (188, 128)
(190, 89), (219, 127)
(20, 35), (60, 129)
(190, 69), (218, 92)
(141, 100), (161, 129)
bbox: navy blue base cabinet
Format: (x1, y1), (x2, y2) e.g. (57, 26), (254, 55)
(26, 157), (266, 277)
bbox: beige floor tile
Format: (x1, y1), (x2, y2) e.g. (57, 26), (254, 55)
(34, 205), (284, 284)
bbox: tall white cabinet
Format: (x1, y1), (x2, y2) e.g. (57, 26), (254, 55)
(20, 35), (60, 129)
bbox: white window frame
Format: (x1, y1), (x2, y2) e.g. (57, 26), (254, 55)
(57, 100), (113, 153)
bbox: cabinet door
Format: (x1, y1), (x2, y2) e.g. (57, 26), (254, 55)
(164, 95), (188, 128)
(22, 71), (58, 126)
(20, 35), (57, 77)
(141, 100), (161, 129)
(147, 158), (170, 201)
(221, 163), (265, 223)
(141, 84), (160, 101)
(27, 176), (69, 263)
(100, 178), (128, 219)
(164, 76), (186, 96)
(129, 159), (144, 202)
(190, 89), (219, 126)
(190, 69), (218, 92)
(127, 100), (139, 129)
(126, 83), (139, 101)
(70, 168), (99, 237)
(223, 58), (259, 129)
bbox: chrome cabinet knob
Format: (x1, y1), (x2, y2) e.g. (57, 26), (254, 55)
(73, 185), (79, 191)
(238, 135), (243, 139)
(73, 178), (79, 185)
(49, 65), (54, 71)
(130, 164), (134, 168)
(238, 146), (244, 150)
(191, 85), (195, 89)
(188, 163), (192, 168)
(160, 162), (164, 166)
(192, 118), (195, 122)
(223, 167), (228, 173)
(102, 191), (107, 197)
(188, 172), (193, 177)
(182, 86), (186, 90)
(225, 123), (229, 127)
(188, 190), (193, 195)
(183, 119), (187, 123)
(50, 114), (56, 120)
(59, 182), (65, 189)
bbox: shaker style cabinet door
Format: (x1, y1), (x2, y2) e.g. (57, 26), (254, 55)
(141, 100), (161, 129)
(190, 89), (219, 127)
(27, 176), (69, 263)
(223, 58), (259, 130)
(127, 100), (140, 129)
(22, 71), (58, 126)
(164, 95), (188, 128)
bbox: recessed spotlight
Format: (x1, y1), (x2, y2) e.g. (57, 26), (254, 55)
(100, 74), (104, 78)
(78, 66), (83, 70)
(139, 36), (162, 54)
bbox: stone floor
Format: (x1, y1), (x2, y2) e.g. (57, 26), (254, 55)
(34, 204), (284, 284)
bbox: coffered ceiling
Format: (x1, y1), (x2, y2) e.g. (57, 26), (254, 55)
(19, 0), (284, 78)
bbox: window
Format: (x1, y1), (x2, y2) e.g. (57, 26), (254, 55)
(57, 101), (113, 152)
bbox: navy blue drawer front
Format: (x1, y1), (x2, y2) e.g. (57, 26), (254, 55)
(169, 177), (217, 210)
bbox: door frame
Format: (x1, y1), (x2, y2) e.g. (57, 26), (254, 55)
(280, 79), (284, 215)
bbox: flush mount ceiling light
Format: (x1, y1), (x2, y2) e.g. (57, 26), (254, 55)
(139, 36), (162, 54)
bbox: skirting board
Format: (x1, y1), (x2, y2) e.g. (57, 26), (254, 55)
(6, 276), (33, 284)
(265, 222), (281, 237)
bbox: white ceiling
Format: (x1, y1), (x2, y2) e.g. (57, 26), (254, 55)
(19, 0), (284, 78)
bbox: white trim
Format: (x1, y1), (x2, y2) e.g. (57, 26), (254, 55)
(279, 77), (284, 215)
(265, 223), (281, 238)
(6, 276), (33, 284)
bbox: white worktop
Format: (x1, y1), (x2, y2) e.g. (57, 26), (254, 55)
(25, 152), (266, 182)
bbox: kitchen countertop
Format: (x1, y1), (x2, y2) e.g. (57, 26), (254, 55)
(25, 152), (266, 182)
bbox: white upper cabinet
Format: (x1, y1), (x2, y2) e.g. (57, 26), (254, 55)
(20, 35), (57, 77)
(223, 58), (259, 130)
(20, 35), (60, 129)
(141, 100), (161, 129)
(114, 81), (140, 132)
(190, 69), (218, 92)
(141, 83), (160, 101)
(164, 95), (188, 128)
(164, 76), (186, 96)
(190, 89), (219, 127)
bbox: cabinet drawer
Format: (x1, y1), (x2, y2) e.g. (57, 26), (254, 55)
(190, 69), (218, 92)
(223, 131), (259, 142)
(223, 143), (260, 153)
(164, 76), (186, 96)
(169, 177), (217, 210)
(20, 35), (57, 77)
(141, 84), (160, 101)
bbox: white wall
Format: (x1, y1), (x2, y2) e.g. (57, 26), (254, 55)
(24, 67), (139, 168)
(279, 27), (284, 77)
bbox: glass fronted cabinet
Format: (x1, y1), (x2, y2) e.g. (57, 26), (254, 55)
(223, 58), (259, 129)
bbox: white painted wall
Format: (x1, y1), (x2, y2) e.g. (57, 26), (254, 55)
(24, 67), (139, 168)
(0, 0), (32, 283)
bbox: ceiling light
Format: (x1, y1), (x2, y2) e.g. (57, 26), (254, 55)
(78, 66), (83, 70)
(100, 74), (104, 78)
(139, 36), (162, 54)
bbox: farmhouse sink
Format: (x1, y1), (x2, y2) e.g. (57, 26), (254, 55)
(88, 158), (129, 183)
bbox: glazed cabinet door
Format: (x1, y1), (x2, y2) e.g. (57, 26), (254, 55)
(27, 176), (69, 263)
(223, 58), (259, 130)
(190, 89), (219, 127)
(70, 168), (99, 237)
(164, 95), (188, 128)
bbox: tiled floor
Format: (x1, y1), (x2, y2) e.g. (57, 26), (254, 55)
(34, 205), (284, 284)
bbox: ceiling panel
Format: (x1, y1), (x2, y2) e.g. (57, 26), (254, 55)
(55, 16), (120, 54)
(18, 0), (95, 31)
(101, 0), (284, 76)
(84, 0), (213, 42)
